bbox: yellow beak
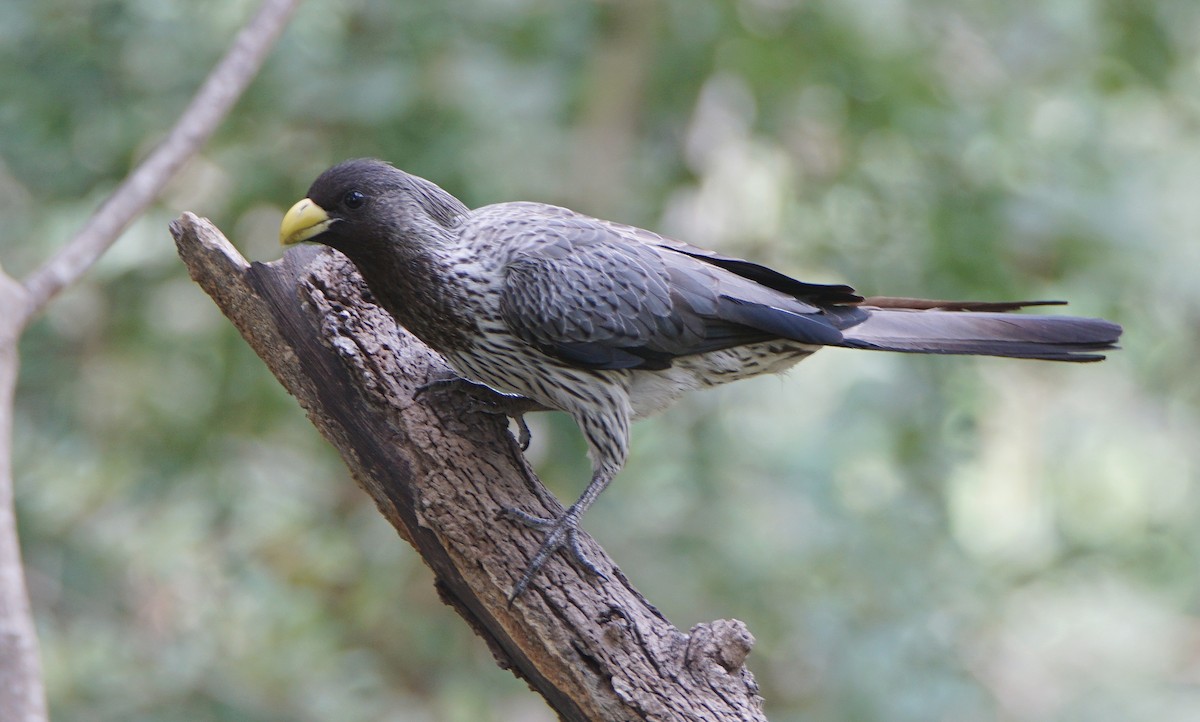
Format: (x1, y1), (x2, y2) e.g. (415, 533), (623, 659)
(279, 198), (333, 246)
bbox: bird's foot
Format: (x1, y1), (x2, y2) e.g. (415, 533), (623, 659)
(413, 375), (465, 398)
(415, 376), (540, 450)
(502, 505), (607, 602)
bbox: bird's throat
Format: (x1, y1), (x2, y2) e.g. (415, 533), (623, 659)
(351, 246), (477, 354)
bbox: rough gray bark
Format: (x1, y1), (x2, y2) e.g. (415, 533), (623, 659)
(170, 212), (766, 721)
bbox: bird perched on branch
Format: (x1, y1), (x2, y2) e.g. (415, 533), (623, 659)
(280, 158), (1122, 601)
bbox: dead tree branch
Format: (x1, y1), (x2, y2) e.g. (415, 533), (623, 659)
(170, 212), (766, 721)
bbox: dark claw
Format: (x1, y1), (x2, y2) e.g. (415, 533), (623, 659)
(414, 375), (462, 399)
(416, 376), (540, 452)
(503, 506), (607, 602)
(513, 415), (532, 451)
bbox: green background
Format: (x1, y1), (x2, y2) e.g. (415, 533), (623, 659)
(3, 0), (1197, 720)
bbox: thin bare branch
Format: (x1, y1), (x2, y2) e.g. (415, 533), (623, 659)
(17, 0), (301, 321)
(0, 4), (300, 720)
(0, 275), (43, 722)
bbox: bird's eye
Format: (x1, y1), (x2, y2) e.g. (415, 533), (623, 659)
(343, 190), (366, 209)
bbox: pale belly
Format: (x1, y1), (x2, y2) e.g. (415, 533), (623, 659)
(444, 340), (819, 421)
(626, 342), (818, 419)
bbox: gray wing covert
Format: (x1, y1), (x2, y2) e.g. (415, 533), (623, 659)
(497, 213), (849, 370)
(498, 217), (703, 370)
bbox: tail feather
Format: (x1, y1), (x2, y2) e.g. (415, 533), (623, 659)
(827, 307), (1122, 362)
(857, 297), (1067, 313)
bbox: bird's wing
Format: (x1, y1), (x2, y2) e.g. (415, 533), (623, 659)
(498, 210), (848, 370)
(627, 226), (863, 305)
(502, 202), (862, 305)
(494, 203), (1121, 367)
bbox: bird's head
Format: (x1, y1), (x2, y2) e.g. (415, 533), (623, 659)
(279, 158), (469, 258)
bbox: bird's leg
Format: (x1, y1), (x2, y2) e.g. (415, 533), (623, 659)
(503, 465), (619, 602)
(504, 406), (629, 602)
(415, 375), (544, 450)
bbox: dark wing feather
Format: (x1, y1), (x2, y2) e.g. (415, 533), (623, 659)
(858, 297), (1067, 312)
(592, 213), (862, 305)
(661, 246), (861, 304)
(497, 212), (845, 370)
(504, 202), (862, 305)
(499, 217), (690, 370)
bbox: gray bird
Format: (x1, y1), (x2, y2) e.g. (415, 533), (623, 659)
(279, 158), (1122, 600)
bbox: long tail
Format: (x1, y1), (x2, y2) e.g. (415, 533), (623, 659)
(826, 301), (1122, 362)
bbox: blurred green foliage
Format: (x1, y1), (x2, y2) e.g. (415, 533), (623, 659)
(3, 0), (1198, 720)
